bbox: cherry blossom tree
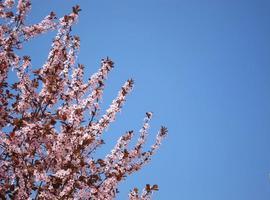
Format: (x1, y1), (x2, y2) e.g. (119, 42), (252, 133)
(0, 0), (167, 199)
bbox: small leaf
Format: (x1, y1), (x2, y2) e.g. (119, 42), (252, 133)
(151, 184), (159, 191)
(10, 132), (15, 139)
(145, 184), (151, 192)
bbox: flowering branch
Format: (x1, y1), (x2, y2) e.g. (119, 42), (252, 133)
(0, 1), (167, 199)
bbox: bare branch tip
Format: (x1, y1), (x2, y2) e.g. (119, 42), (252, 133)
(160, 126), (168, 136)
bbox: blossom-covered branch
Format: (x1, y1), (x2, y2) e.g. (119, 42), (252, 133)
(0, 1), (167, 199)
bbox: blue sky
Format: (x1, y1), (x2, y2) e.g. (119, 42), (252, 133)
(20, 0), (270, 199)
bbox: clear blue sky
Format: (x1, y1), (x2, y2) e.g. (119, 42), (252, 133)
(21, 0), (270, 199)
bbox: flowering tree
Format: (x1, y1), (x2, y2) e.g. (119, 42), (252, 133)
(0, 0), (167, 199)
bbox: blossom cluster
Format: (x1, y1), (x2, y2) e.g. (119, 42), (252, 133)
(0, 1), (167, 199)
